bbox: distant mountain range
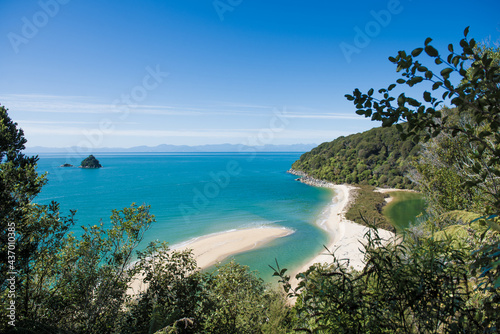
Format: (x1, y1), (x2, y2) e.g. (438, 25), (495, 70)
(25, 143), (317, 154)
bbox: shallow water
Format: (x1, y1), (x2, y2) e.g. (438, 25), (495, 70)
(383, 192), (427, 231)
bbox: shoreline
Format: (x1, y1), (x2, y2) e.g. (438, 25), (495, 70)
(128, 226), (294, 295)
(288, 169), (394, 288)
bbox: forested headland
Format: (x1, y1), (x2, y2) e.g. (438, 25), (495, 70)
(291, 124), (420, 189)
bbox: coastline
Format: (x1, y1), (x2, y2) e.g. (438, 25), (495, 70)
(288, 169), (394, 288)
(128, 226), (294, 295)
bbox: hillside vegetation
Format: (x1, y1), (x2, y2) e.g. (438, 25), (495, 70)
(291, 125), (420, 189)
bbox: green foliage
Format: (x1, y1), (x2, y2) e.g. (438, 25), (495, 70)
(411, 107), (486, 215)
(119, 241), (201, 334)
(292, 125), (420, 189)
(344, 185), (394, 231)
(0, 105), (48, 285)
(122, 259), (291, 334)
(0, 112), (154, 331)
(0, 105), (76, 332)
(80, 154), (102, 168)
(200, 261), (289, 334)
(270, 30), (500, 334)
(274, 228), (498, 333)
(1, 204), (155, 334)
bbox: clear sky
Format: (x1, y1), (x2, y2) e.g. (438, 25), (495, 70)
(1, 0), (499, 148)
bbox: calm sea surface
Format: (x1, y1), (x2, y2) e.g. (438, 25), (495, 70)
(35, 153), (333, 280)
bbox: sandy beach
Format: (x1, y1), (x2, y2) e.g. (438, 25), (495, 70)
(128, 227), (293, 295)
(290, 182), (394, 288)
(172, 227), (294, 268)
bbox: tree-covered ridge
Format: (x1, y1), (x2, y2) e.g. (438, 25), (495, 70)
(291, 124), (420, 189)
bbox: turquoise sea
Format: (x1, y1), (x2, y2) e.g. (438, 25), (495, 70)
(34, 152), (334, 281)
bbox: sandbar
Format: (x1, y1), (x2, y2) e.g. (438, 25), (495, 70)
(172, 227), (294, 268)
(128, 227), (293, 295)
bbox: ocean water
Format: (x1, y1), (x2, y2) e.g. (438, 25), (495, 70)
(34, 152), (333, 280)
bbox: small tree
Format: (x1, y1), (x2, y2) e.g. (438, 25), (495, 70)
(0, 105), (73, 331)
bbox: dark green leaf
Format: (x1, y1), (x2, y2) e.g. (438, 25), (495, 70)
(412, 48), (424, 57)
(397, 94), (406, 106)
(451, 97), (462, 105)
(441, 68), (453, 77)
(425, 45), (439, 57)
(423, 91), (432, 102)
(407, 98), (421, 107)
(432, 82), (442, 90)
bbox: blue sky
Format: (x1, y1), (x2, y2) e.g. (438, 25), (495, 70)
(1, 0), (499, 148)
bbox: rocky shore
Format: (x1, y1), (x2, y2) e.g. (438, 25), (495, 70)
(287, 169), (335, 188)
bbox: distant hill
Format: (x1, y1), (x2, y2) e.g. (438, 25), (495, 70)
(291, 125), (420, 189)
(25, 143), (317, 154)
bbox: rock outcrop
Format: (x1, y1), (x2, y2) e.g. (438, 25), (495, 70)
(80, 155), (102, 168)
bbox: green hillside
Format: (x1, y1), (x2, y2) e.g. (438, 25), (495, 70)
(291, 125), (420, 189)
